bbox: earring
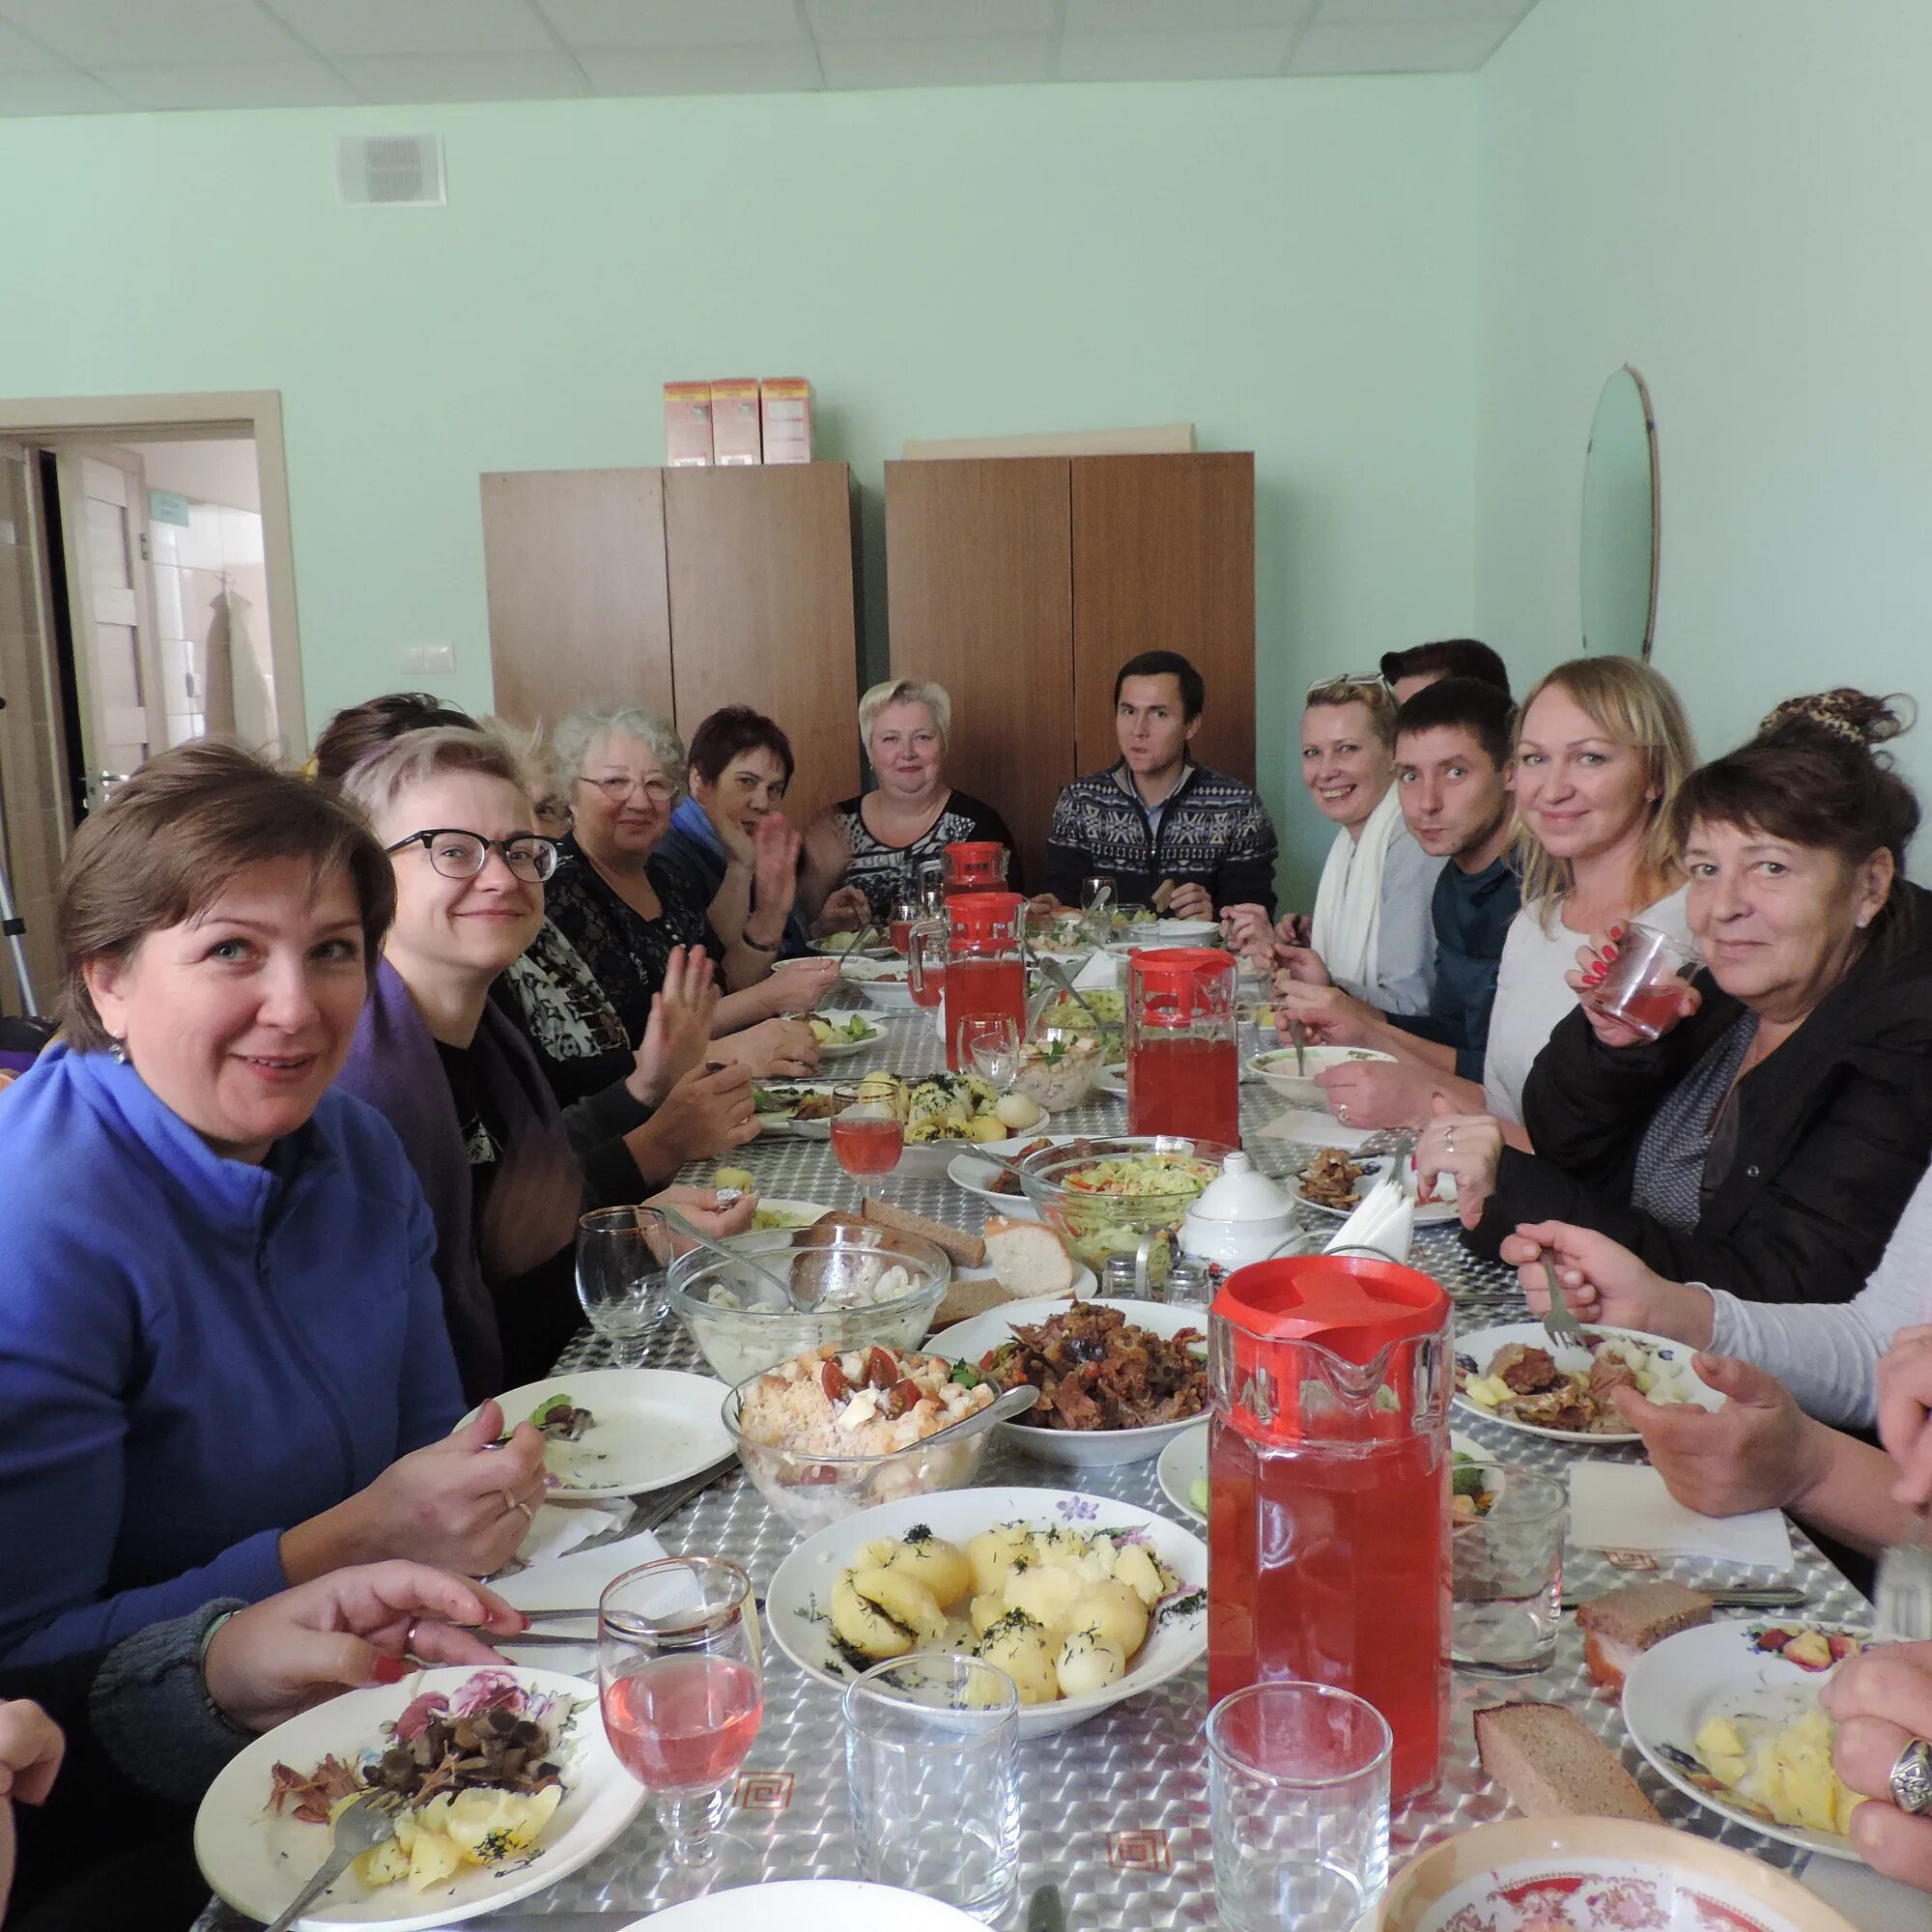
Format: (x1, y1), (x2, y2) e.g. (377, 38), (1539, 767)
(108, 1037), (128, 1063)
(1856, 914), (1872, 929)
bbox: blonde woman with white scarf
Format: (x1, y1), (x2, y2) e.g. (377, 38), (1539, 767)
(1226, 676), (1440, 1013)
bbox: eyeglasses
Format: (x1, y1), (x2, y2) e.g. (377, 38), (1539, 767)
(384, 828), (560, 883)
(1306, 672), (1387, 699)
(579, 774), (675, 806)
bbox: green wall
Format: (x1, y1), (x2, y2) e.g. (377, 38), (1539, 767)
(1477, 0), (1932, 824)
(0, 80), (1481, 905)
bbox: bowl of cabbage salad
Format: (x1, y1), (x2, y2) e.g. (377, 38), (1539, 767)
(1015, 1138), (1232, 1273)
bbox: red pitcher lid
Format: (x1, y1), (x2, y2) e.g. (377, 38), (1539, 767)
(947, 889), (1023, 935)
(1129, 947), (1236, 1013)
(1212, 1253), (1448, 1366)
(944, 840), (1006, 867)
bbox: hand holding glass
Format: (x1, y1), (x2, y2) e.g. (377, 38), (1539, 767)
(1585, 922), (1701, 1040)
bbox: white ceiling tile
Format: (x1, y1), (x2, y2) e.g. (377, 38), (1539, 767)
(1316, 0), (1523, 21)
(0, 0), (304, 68)
(578, 43), (822, 93)
(1058, 25), (1293, 81)
(0, 17), (61, 71)
(805, 0), (1055, 42)
(332, 50), (590, 100)
(95, 59), (356, 108)
(0, 66), (122, 111)
(1289, 15), (1517, 70)
(817, 33), (1052, 87)
(1063, 0), (1311, 31)
(535, 0), (805, 49)
(260, 0), (555, 57)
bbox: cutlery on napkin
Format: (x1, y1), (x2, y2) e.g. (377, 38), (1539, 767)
(493, 1526), (671, 1670)
(1568, 1461), (1793, 1570)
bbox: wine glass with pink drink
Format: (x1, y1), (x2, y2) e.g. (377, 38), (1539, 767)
(599, 1556), (764, 1895)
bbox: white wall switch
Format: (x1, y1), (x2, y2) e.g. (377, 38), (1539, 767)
(400, 641), (456, 675)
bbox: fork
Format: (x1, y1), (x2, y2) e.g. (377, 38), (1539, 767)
(1876, 1515), (1932, 1641)
(267, 1794), (398, 1932)
(1538, 1253), (1587, 1350)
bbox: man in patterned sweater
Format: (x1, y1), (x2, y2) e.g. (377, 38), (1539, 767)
(1039, 651), (1278, 918)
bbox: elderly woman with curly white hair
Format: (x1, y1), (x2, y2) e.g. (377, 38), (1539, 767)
(801, 677), (1021, 923)
(543, 703), (837, 1071)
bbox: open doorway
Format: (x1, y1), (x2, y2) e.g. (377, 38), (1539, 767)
(0, 391), (302, 1018)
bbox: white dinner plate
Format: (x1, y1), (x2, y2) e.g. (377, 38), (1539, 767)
(1293, 1153), (1461, 1227)
(1095, 1061), (1129, 1099)
(466, 1367), (732, 1499)
(194, 1666), (641, 1929)
(751, 1078), (849, 1139)
(945, 1131), (1091, 1213)
(1623, 1619), (1875, 1861)
(766, 1486), (1208, 1739)
(642, 1882), (990, 1930)
(744, 1197), (838, 1231)
(1453, 1321), (1724, 1445)
(1160, 1423), (1488, 1523)
(1104, 918), (1220, 953)
(927, 1296), (1208, 1467)
(805, 1011), (885, 1059)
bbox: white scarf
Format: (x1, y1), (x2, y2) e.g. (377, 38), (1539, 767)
(1310, 782), (1406, 1001)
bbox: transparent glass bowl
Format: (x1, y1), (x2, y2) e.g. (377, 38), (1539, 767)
(1012, 1028), (1107, 1114)
(1015, 1135), (1235, 1274)
(721, 1363), (996, 1535)
(666, 1225), (951, 1385)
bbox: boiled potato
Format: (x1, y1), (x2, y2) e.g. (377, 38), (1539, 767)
(1694, 1714), (1748, 1788)
(994, 1092), (1043, 1130)
(443, 1785), (562, 1863)
(968, 1590), (1010, 1637)
(873, 1532), (973, 1608)
(978, 1613), (1060, 1705)
(353, 1833), (412, 1889)
(1069, 1579), (1149, 1661)
(1006, 1561), (1085, 1631)
(968, 1525), (1034, 1595)
(832, 1573), (916, 1659)
(963, 1115), (1006, 1143)
(1056, 1628), (1126, 1698)
(712, 1165), (756, 1192)
(405, 1826), (466, 1892)
(849, 1567), (951, 1647)
(1114, 1544), (1167, 1608)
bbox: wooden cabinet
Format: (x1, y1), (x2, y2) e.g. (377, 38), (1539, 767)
(481, 463), (860, 826)
(885, 452), (1254, 881)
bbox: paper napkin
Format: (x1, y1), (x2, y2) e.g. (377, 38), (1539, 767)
(1568, 1461), (1793, 1570)
(1071, 951), (1122, 992)
(1254, 1105), (1379, 1151)
(514, 1497), (630, 1569)
(1325, 1174), (1414, 1264)
(494, 1525), (671, 1675)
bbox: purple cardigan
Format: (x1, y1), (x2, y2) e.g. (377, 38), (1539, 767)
(336, 960), (582, 1404)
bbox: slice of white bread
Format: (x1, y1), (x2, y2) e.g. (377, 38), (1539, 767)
(982, 1215), (1076, 1298)
(1474, 1702), (1661, 1823)
(1576, 1581), (1713, 1693)
(861, 1196), (986, 1268)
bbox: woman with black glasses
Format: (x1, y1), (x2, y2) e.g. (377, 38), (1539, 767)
(334, 725), (753, 1398)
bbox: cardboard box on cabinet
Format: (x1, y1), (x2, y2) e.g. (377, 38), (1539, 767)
(664, 382), (714, 467)
(760, 378), (813, 464)
(710, 379), (763, 465)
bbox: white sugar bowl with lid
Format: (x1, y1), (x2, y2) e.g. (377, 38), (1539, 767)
(1179, 1151), (1305, 1271)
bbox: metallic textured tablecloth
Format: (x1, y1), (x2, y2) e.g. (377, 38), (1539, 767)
(201, 1005), (1871, 1926)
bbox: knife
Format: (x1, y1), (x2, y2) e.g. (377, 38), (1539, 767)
(1026, 1883), (1066, 1932)
(632, 1457), (736, 1534)
(1559, 1585), (1804, 1610)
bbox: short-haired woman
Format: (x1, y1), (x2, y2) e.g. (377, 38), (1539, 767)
(0, 744), (550, 1663)
(1427, 690), (1932, 1306)
(335, 726), (754, 1397)
(801, 679), (1022, 923)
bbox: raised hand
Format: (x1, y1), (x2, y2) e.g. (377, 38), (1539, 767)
(1414, 1096), (1503, 1226)
(628, 945), (721, 1107)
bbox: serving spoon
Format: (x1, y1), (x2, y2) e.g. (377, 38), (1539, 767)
(656, 1203), (803, 1311)
(1031, 951), (1112, 1037)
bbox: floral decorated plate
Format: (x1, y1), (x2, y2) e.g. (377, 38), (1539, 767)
(1364, 1815), (1859, 1932)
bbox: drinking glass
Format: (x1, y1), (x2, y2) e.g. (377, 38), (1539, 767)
(1208, 1681), (1392, 1932)
(1583, 921), (1701, 1039)
(1451, 1463), (1567, 1674)
(599, 1557), (763, 1893)
(1081, 873), (1117, 944)
(843, 1652), (1021, 1925)
(829, 1081), (903, 1206)
(960, 1013), (1020, 1094)
(575, 1206), (671, 1365)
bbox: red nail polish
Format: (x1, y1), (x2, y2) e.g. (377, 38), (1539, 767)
(1599, 943), (1618, 963)
(373, 1654), (409, 1684)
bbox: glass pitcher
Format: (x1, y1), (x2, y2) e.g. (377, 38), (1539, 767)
(1126, 947), (1239, 1146)
(909, 890), (1027, 1071)
(1207, 1252), (1452, 1806)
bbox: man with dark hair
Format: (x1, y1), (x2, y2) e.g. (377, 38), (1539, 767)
(1280, 678), (1520, 1122)
(1041, 651), (1277, 916)
(1380, 639), (1511, 706)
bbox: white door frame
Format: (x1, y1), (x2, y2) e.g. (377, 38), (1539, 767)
(0, 391), (308, 754)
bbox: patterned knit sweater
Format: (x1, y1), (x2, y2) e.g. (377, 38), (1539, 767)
(1041, 760), (1278, 916)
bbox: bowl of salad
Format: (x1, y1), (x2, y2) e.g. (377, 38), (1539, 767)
(1012, 1028), (1107, 1113)
(1015, 1137), (1233, 1274)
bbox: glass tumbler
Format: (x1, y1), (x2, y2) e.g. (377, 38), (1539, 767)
(1583, 921), (1701, 1039)
(843, 1652), (1021, 1924)
(1208, 1681), (1392, 1932)
(575, 1206), (671, 1365)
(1451, 1463), (1567, 1675)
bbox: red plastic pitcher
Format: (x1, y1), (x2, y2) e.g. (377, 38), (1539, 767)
(1207, 1253), (1452, 1804)
(909, 890), (1026, 1070)
(1126, 947), (1239, 1146)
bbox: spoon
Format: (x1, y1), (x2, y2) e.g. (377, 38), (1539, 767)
(656, 1204), (802, 1311)
(930, 1382), (1040, 1438)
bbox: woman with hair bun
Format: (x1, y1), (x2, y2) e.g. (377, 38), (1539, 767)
(1423, 688), (1932, 1306)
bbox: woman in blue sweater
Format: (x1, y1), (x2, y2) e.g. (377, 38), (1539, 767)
(0, 744), (550, 1665)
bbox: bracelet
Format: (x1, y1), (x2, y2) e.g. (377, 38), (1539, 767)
(742, 933), (781, 953)
(197, 1606), (254, 1737)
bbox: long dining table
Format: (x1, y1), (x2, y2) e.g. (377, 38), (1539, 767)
(200, 995), (1871, 1928)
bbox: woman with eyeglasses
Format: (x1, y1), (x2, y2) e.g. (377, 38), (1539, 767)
(545, 703), (839, 1072)
(1226, 674), (1441, 1014)
(333, 725), (754, 1400)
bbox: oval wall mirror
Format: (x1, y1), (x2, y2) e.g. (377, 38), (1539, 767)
(1580, 365), (1660, 659)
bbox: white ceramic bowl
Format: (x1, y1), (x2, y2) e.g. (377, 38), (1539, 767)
(765, 1486), (1208, 1739)
(926, 1296), (1208, 1467)
(1249, 1043), (1396, 1108)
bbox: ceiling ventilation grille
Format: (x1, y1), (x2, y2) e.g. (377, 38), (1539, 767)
(336, 134), (445, 208)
